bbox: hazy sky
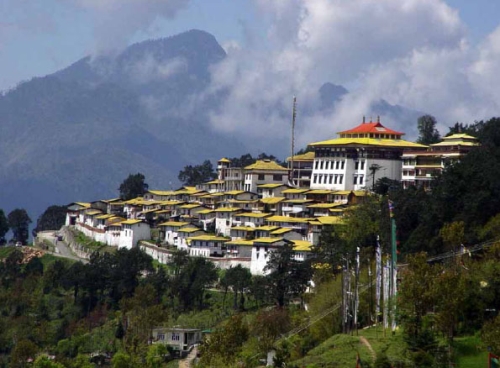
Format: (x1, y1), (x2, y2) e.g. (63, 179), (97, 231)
(2, 0), (500, 144)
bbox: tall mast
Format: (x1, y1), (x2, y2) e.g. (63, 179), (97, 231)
(290, 96), (297, 186)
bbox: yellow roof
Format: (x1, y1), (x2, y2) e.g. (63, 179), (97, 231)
(283, 199), (313, 203)
(307, 189), (335, 195)
(310, 137), (428, 149)
(188, 235), (229, 242)
(260, 197), (285, 204)
(257, 183), (288, 189)
(292, 240), (312, 252)
(266, 216), (311, 223)
(121, 219), (142, 225)
(148, 190), (176, 196)
(286, 151), (315, 162)
(244, 160), (288, 171)
(96, 214), (114, 219)
(178, 227), (203, 233)
(307, 203), (343, 209)
(441, 133), (478, 140)
(253, 237), (284, 244)
(255, 226), (281, 232)
(282, 189), (310, 194)
(224, 190), (245, 195)
(329, 208), (345, 213)
(315, 216), (344, 225)
(101, 198), (120, 203)
(155, 210), (172, 214)
(270, 228), (293, 235)
(231, 226), (256, 231)
(227, 199), (258, 204)
(197, 209), (214, 214)
(214, 207), (242, 212)
(85, 209), (102, 216)
(226, 239), (254, 246)
(107, 217), (126, 226)
(141, 208), (159, 214)
(334, 190), (352, 195)
(237, 212), (271, 218)
(204, 179), (225, 185)
(352, 190), (368, 196)
(179, 204), (203, 209)
(159, 200), (184, 205)
(75, 202), (91, 208)
(218, 157), (231, 163)
(158, 221), (190, 227)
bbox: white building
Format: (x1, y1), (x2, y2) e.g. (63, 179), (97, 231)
(243, 160), (289, 193)
(401, 133), (479, 189)
(119, 219), (151, 249)
(309, 118), (427, 191)
(214, 207), (242, 237)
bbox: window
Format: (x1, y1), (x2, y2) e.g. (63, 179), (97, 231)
(323, 175), (328, 184)
(158, 333), (165, 341)
(171, 333), (180, 341)
(339, 175), (344, 184)
(258, 174), (265, 181)
(355, 161), (359, 170)
(336, 161), (340, 170)
(329, 175), (333, 184)
(334, 175), (338, 184)
(313, 175), (318, 184)
(353, 176), (358, 185)
(273, 174), (282, 181)
(360, 176), (364, 185)
(341, 161), (345, 169)
(314, 161), (319, 169)
(361, 161), (365, 170)
(320, 161), (324, 169)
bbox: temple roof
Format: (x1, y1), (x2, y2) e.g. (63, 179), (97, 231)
(338, 121), (404, 136)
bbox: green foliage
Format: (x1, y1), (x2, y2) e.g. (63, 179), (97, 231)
(8, 208), (32, 244)
(145, 343), (169, 368)
(34, 205), (67, 235)
(265, 243), (312, 307)
(224, 265), (252, 310)
(119, 173), (149, 200)
(198, 314), (249, 367)
(111, 351), (133, 368)
(33, 355), (65, 368)
(417, 114), (441, 145)
(177, 160), (217, 186)
(0, 209), (8, 243)
(10, 339), (38, 368)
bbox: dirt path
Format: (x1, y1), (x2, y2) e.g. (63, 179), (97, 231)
(179, 345), (198, 368)
(360, 336), (376, 360)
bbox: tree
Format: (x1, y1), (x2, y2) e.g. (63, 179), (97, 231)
(118, 173), (148, 200)
(312, 225), (349, 276)
(417, 114), (441, 145)
(225, 265), (252, 310)
(33, 205), (67, 235)
(10, 339), (38, 368)
(8, 208), (32, 244)
(178, 160), (217, 186)
(265, 243), (312, 307)
(0, 209), (8, 244)
(368, 164), (382, 190)
(373, 177), (400, 196)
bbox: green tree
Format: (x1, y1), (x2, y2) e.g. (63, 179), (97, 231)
(146, 344), (168, 368)
(178, 160), (217, 186)
(177, 257), (218, 310)
(198, 314), (249, 367)
(33, 355), (65, 368)
(225, 265), (252, 310)
(10, 339), (38, 368)
(33, 205), (67, 235)
(416, 114), (441, 145)
(111, 351), (132, 368)
(8, 208), (32, 244)
(482, 314), (500, 355)
(312, 225), (349, 276)
(373, 177), (400, 196)
(119, 173), (148, 200)
(0, 209), (9, 244)
(265, 243), (312, 307)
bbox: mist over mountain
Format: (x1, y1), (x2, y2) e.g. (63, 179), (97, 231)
(0, 29), (421, 222)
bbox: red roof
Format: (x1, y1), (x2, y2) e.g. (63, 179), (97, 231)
(338, 121), (404, 136)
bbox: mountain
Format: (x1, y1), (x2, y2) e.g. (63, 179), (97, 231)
(0, 29), (423, 224)
(0, 30), (247, 222)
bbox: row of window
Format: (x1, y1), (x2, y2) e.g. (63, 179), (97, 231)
(353, 175), (365, 185)
(246, 174), (284, 181)
(313, 174), (344, 185)
(314, 160), (346, 170)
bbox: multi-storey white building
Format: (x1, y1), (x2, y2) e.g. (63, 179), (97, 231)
(401, 133), (479, 189)
(309, 118), (427, 191)
(243, 160), (289, 193)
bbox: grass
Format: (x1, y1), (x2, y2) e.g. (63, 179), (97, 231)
(0, 246), (16, 259)
(290, 325), (409, 367)
(453, 335), (488, 367)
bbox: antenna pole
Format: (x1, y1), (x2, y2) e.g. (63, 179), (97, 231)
(290, 96), (297, 186)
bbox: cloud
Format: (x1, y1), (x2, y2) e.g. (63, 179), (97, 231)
(73, 0), (190, 53)
(203, 0), (471, 149)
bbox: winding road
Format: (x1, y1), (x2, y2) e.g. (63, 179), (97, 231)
(36, 230), (88, 263)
